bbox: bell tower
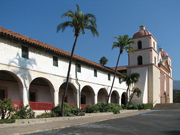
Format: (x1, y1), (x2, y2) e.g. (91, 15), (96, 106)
(127, 25), (159, 105)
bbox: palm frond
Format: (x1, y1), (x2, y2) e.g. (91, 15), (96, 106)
(62, 10), (74, 19)
(57, 21), (73, 33)
(85, 25), (99, 37)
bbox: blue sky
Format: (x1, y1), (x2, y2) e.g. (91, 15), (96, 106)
(0, 0), (180, 80)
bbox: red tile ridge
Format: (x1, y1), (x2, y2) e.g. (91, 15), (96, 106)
(0, 27), (121, 76)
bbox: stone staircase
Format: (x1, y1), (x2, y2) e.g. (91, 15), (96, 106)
(152, 103), (180, 110)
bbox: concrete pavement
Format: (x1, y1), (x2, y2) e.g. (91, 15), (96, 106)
(0, 110), (151, 135)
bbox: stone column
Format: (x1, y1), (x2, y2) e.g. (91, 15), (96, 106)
(22, 86), (29, 106)
(76, 91), (80, 108)
(119, 96), (121, 105)
(53, 90), (59, 107)
(108, 96), (111, 103)
(94, 94), (97, 104)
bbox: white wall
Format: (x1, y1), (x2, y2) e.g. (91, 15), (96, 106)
(0, 37), (127, 106)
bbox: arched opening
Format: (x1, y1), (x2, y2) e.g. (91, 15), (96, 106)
(81, 86), (94, 104)
(0, 70), (23, 108)
(111, 90), (119, 104)
(98, 88), (108, 103)
(138, 40), (142, 49)
(81, 86), (94, 109)
(59, 82), (77, 106)
(137, 56), (143, 65)
(121, 92), (127, 105)
(29, 77), (54, 110)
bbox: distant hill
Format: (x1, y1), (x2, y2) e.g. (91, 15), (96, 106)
(173, 80), (180, 90)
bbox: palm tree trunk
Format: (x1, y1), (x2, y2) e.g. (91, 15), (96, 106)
(129, 91), (135, 103)
(61, 35), (79, 117)
(107, 52), (121, 104)
(125, 85), (129, 108)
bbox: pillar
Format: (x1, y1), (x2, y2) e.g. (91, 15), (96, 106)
(119, 96), (121, 105)
(22, 86), (29, 106)
(75, 91), (79, 108)
(94, 94), (97, 104)
(53, 90), (59, 107)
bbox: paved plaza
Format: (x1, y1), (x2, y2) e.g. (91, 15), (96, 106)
(26, 110), (180, 135)
(0, 110), (180, 135)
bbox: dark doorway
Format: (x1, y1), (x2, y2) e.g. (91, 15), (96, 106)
(29, 92), (36, 102)
(81, 95), (86, 104)
(121, 92), (127, 105)
(0, 90), (5, 100)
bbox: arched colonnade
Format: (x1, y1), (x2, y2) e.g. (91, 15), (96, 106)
(0, 70), (127, 110)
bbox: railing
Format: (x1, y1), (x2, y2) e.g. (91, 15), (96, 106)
(59, 103), (77, 106)
(12, 101), (23, 110)
(29, 102), (53, 110)
(81, 104), (87, 110)
(68, 103), (77, 106)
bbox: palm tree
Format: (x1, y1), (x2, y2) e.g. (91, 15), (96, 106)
(99, 56), (108, 66)
(119, 73), (140, 103)
(129, 87), (142, 103)
(107, 35), (134, 104)
(57, 5), (99, 116)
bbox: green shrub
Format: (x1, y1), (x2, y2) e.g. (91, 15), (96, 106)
(85, 103), (122, 113)
(121, 104), (126, 109)
(131, 105), (138, 109)
(11, 115), (21, 119)
(85, 105), (97, 113)
(52, 103), (85, 117)
(0, 119), (15, 124)
(138, 104), (148, 110)
(13, 105), (34, 119)
(36, 113), (52, 118)
(113, 107), (120, 114)
(145, 103), (153, 109)
(0, 98), (15, 119)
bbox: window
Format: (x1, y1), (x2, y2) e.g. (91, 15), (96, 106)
(94, 69), (97, 77)
(137, 56), (143, 65)
(138, 41), (142, 49)
(22, 46), (28, 59)
(81, 95), (86, 104)
(153, 42), (156, 49)
(62, 96), (68, 103)
(29, 92), (36, 102)
(53, 56), (58, 67)
(76, 63), (81, 73)
(154, 57), (156, 64)
(119, 77), (121, 83)
(0, 90), (5, 101)
(108, 73), (110, 80)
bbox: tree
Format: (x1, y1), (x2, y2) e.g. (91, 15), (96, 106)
(119, 73), (140, 103)
(107, 35), (134, 104)
(129, 87), (141, 103)
(99, 56), (108, 66)
(57, 5), (99, 116)
(0, 98), (14, 119)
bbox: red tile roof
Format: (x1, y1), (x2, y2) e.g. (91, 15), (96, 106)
(111, 66), (128, 71)
(0, 27), (121, 76)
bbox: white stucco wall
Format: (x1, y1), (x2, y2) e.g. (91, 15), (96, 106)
(130, 67), (148, 105)
(0, 37), (127, 107)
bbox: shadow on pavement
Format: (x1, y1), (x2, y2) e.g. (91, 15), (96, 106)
(164, 130), (180, 135)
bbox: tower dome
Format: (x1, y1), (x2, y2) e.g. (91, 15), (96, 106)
(133, 25), (152, 39)
(159, 48), (169, 57)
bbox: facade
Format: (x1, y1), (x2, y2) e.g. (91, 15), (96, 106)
(0, 27), (127, 113)
(0, 25), (173, 114)
(127, 25), (173, 105)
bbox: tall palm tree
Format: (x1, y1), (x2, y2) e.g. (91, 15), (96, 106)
(107, 35), (134, 104)
(57, 5), (99, 116)
(119, 73), (140, 103)
(129, 87), (141, 103)
(99, 56), (108, 66)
